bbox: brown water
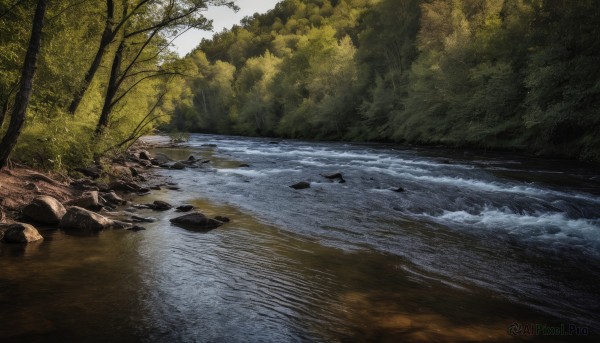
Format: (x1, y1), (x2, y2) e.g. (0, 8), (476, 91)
(1, 134), (599, 342)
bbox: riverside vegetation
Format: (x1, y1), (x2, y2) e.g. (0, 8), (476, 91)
(166, 0), (600, 161)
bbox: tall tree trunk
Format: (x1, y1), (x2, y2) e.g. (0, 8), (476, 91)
(0, 98), (8, 128)
(67, 0), (115, 115)
(0, 0), (47, 168)
(95, 38), (124, 134)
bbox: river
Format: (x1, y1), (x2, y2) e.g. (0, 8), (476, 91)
(1, 134), (599, 342)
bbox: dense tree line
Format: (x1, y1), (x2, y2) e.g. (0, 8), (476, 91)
(167, 0), (600, 161)
(0, 0), (234, 169)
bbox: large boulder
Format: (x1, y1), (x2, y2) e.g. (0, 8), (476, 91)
(1, 223), (43, 243)
(65, 191), (101, 210)
(59, 206), (119, 231)
(22, 195), (67, 224)
(170, 212), (223, 231)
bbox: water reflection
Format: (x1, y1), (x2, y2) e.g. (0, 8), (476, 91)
(1, 135), (599, 341)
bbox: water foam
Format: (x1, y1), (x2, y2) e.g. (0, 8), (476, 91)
(424, 209), (600, 248)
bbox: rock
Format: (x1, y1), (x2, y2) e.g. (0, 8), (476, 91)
(111, 165), (133, 178)
(110, 220), (133, 230)
(138, 159), (153, 168)
(290, 181), (310, 190)
(66, 191), (101, 210)
(1, 223), (43, 243)
(0, 197), (21, 211)
(323, 172), (343, 179)
(149, 185), (161, 190)
(392, 187), (405, 193)
(138, 150), (152, 160)
(128, 167), (139, 177)
(22, 195), (67, 224)
(175, 205), (194, 212)
(132, 204), (150, 210)
(268, 141), (280, 144)
(214, 216), (230, 223)
(148, 200), (172, 211)
(323, 172), (346, 183)
(103, 191), (126, 205)
(167, 186), (180, 191)
(109, 180), (141, 192)
(170, 162), (186, 170)
(59, 206), (116, 231)
(238, 163), (250, 168)
(201, 143), (217, 148)
(127, 225), (146, 232)
(131, 215), (156, 223)
(153, 153), (172, 164)
(170, 212), (223, 230)
(187, 155), (196, 162)
(74, 167), (101, 179)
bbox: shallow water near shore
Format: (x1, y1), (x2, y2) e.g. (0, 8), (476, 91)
(1, 134), (599, 342)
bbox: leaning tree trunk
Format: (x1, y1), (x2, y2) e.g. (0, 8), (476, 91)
(68, 0), (115, 115)
(0, 0), (47, 168)
(95, 38), (125, 135)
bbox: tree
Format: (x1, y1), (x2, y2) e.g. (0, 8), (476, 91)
(69, 0), (237, 117)
(0, 0), (47, 168)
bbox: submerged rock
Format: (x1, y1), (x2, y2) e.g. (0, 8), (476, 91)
(170, 162), (186, 170)
(392, 187), (405, 193)
(170, 212), (223, 231)
(1, 223), (43, 243)
(323, 172), (343, 179)
(290, 181), (311, 190)
(127, 225), (146, 232)
(214, 215), (230, 223)
(22, 195), (67, 224)
(176, 205), (194, 212)
(131, 215), (156, 223)
(323, 172), (346, 183)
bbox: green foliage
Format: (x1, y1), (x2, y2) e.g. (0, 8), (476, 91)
(0, 0), (230, 170)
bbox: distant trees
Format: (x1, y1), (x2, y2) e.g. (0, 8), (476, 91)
(165, 0), (600, 160)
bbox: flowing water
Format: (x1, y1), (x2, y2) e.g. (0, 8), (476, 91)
(1, 134), (599, 342)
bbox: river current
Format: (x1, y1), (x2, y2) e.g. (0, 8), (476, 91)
(1, 134), (599, 342)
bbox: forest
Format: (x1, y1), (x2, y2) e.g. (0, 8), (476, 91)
(1, 0), (599, 171)
(167, 0), (600, 161)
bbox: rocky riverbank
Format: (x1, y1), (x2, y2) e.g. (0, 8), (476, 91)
(0, 138), (229, 244)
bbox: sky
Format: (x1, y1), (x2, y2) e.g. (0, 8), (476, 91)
(172, 0), (281, 57)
